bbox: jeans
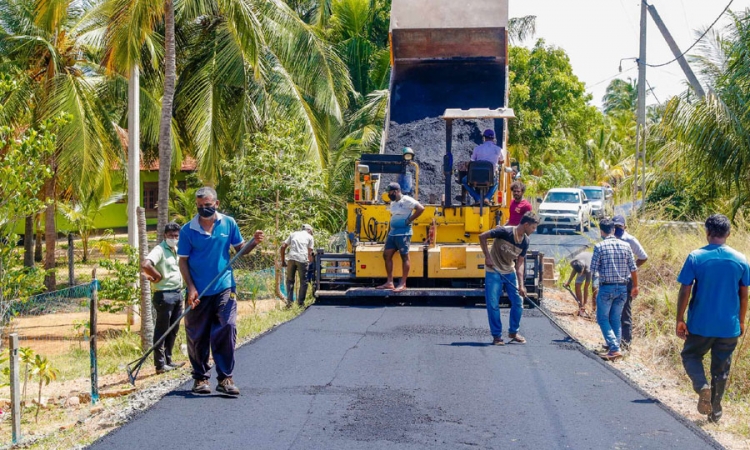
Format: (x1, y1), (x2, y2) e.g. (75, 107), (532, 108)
(681, 334), (738, 413)
(184, 288), (237, 381)
(621, 278), (634, 344)
(461, 176), (498, 203)
(596, 284), (627, 352)
(286, 260), (309, 305)
(485, 270), (523, 338)
(152, 290), (184, 369)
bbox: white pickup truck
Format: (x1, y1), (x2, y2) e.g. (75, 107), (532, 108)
(537, 188), (592, 234)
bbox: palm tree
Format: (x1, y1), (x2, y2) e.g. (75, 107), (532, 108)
(59, 188), (124, 262)
(0, 0), (123, 289)
(509, 15), (537, 44)
(602, 78), (637, 116)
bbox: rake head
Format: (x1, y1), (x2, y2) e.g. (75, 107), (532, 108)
(126, 358), (145, 386)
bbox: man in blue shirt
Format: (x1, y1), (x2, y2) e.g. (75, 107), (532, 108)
(178, 187), (264, 396)
(676, 214), (749, 423)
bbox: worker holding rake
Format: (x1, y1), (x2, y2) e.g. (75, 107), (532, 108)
(178, 187), (264, 396)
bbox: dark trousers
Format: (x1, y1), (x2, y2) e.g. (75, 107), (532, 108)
(184, 288), (237, 381)
(681, 334), (738, 411)
(153, 291), (184, 369)
(286, 260), (309, 306)
(621, 278), (634, 344)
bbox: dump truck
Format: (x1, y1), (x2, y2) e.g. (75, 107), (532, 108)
(314, 0), (545, 303)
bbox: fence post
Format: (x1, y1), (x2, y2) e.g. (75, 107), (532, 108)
(68, 233), (75, 286)
(9, 333), (21, 444)
(90, 269), (99, 404)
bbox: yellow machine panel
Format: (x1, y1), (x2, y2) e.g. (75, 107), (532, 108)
(355, 244), (425, 278)
(427, 245), (486, 278)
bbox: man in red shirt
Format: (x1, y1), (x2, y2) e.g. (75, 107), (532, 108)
(506, 181), (533, 226)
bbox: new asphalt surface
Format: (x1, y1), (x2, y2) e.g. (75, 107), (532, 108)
(89, 305), (720, 450)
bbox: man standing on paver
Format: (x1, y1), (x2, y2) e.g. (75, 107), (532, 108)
(479, 211), (539, 345)
(563, 252), (598, 317)
(590, 218), (638, 361)
(506, 181), (532, 226)
(376, 182), (424, 293)
(141, 222), (187, 374)
(461, 129), (506, 206)
(612, 215), (648, 348)
(676, 214), (749, 423)
(280, 224), (315, 307)
(178, 187), (264, 396)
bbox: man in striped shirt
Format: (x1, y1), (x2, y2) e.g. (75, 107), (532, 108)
(590, 218), (639, 360)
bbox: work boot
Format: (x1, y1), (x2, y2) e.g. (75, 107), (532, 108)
(697, 386), (712, 415)
(709, 379), (726, 422)
(156, 364), (177, 375)
(492, 337), (504, 346)
(192, 379), (211, 395)
(217, 377), (240, 396)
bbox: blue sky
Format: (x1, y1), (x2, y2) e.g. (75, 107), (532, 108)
(509, 0), (750, 108)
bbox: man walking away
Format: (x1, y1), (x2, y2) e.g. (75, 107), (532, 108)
(612, 215), (648, 348)
(141, 222), (186, 374)
(376, 182), (424, 293)
(461, 129), (506, 206)
(676, 214), (749, 423)
(590, 218), (638, 361)
(479, 212), (539, 345)
(563, 252), (598, 317)
(506, 181), (532, 226)
(178, 187), (264, 396)
(280, 224), (315, 307)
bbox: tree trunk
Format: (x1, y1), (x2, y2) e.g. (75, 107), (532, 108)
(24, 216), (34, 267)
(44, 176), (56, 291)
(34, 214), (43, 263)
(156, 0), (177, 243)
(137, 207), (154, 351)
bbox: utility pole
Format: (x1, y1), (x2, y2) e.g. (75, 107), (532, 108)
(127, 64), (140, 326)
(647, 4), (705, 99)
(633, 0), (647, 211)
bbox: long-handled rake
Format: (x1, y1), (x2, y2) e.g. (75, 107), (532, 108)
(126, 239), (255, 385)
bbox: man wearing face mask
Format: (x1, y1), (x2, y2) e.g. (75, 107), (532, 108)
(142, 222), (186, 374)
(612, 215), (648, 349)
(178, 187), (265, 396)
(376, 182), (424, 293)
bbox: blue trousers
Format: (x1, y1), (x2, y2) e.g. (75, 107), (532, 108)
(184, 288), (237, 381)
(485, 270), (523, 338)
(596, 284), (627, 352)
(462, 176), (498, 203)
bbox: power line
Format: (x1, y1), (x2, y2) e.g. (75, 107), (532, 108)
(589, 66), (637, 89)
(645, 0), (734, 68)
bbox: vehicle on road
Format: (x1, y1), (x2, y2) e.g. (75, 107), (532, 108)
(581, 185), (614, 219)
(313, 0), (545, 305)
(537, 188), (592, 234)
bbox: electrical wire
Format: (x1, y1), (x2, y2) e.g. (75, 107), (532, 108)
(645, 0), (734, 68)
(589, 66), (637, 89)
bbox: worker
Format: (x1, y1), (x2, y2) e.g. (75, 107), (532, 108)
(376, 182), (424, 293)
(479, 211), (539, 345)
(676, 214), (749, 423)
(141, 222), (186, 374)
(563, 252), (598, 317)
(590, 218), (638, 361)
(612, 215), (648, 348)
(461, 129), (506, 206)
(178, 186), (264, 396)
(506, 181), (532, 226)
(280, 224), (315, 307)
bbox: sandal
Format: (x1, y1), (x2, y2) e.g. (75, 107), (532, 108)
(508, 333), (526, 344)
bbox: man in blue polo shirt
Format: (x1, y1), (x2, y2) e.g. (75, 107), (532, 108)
(676, 214), (749, 423)
(178, 186), (264, 396)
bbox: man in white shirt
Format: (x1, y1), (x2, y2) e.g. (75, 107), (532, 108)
(281, 224), (315, 307)
(613, 215), (649, 348)
(461, 129), (506, 205)
(376, 182), (424, 293)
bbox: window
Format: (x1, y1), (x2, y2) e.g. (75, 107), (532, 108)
(143, 182), (158, 212)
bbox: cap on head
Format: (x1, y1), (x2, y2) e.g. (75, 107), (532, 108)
(483, 129), (495, 139)
(302, 224), (313, 232)
(612, 215), (626, 227)
(387, 182), (401, 192)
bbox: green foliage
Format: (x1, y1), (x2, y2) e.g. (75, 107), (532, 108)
(19, 347), (35, 404)
(98, 246), (139, 314)
(31, 354), (59, 423)
(169, 187), (197, 225)
(91, 230), (118, 260)
(221, 120), (346, 244)
(59, 190), (124, 263)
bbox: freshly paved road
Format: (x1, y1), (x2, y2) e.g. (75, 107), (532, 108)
(90, 305), (719, 450)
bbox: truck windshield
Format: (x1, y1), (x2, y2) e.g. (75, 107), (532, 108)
(545, 192), (580, 203)
(582, 189), (603, 200)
